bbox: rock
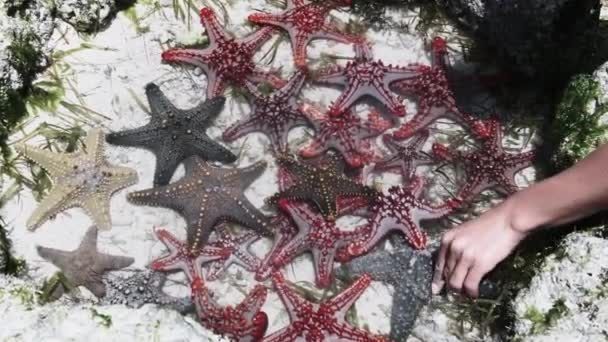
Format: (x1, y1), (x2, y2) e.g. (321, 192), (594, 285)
(54, 0), (135, 33)
(511, 231), (608, 341)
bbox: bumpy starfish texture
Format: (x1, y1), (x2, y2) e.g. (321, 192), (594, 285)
(432, 119), (535, 201)
(16, 128), (138, 231)
(223, 71), (309, 153)
(37, 226), (134, 298)
(106, 83), (236, 186)
(272, 199), (370, 287)
(374, 130), (433, 179)
(299, 103), (391, 168)
(128, 157), (271, 254)
(162, 8), (284, 98)
(264, 272), (386, 342)
(392, 37), (489, 140)
(346, 176), (459, 257)
(205, 226), (262, 281)
(316, 42), (415, 117)
(268, 154), (376, 221)
(248, 0), (359, 69)
(101, 269), (193, 314)
(337, 243), (433, 341)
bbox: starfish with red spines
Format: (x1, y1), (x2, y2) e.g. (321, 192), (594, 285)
(161, 7), (284, 98)
(264, 272), (387, 342)
(432, 118), (535, 202)
(248, 0), (359, 69)
(205, 225), (262, 281)
(391, 37), (490, 140)
(223, 71), (310, 154)
(299, 103), (391, 168)
(374, 130), (433, 179)
(346, 176), (460, 258)
(316, 41), (417, 118)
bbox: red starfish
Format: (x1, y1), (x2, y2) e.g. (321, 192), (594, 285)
(391, 37), (490, 140)
(161, 8), (284, 98)
(432, 119), (535, 202)
(373, 130), (433, 179)
(248, 0), (359, 69)
(346, 177), (459, 258)
(316, 42), (416, 117)
(264, 272), (387, 342)
(223, 71), (310, 154)
(272, 199), (369, 288)
(205, 225), (262, 281)
(299, 103), (391, 168)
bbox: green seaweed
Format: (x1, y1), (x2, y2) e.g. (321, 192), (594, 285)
(522, 298), (569, 335)
(90, 308), (113, 328)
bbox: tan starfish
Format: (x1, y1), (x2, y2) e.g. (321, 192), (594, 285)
(15, 128), (138, 231)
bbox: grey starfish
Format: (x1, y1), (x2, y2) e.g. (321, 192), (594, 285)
(37, 226), (134, 299)
(101, 269), (193, 314)
(106, 83), (236, 186)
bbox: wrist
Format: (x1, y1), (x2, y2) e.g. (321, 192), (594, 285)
(501, 190), (542, 235)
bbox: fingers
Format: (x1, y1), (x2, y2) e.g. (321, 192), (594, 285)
(462, 265), (485, 298)
(431, 230), (453, 294)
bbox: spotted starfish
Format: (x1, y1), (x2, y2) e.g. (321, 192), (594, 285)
(16, 128), (138, 231)
(373, 130), (433, 179)
(337, 242), (433, 341)
(101, 269), (193, 314)
(268, 154), (375, 221)
(248, 0), (359, 69)
(392, 37), (489, 140)
(223, 71), (310, 154)
(316, 42), (416, 117)
(37, 225), (134, 299)
(205, 226), (262, 281)
(162, 8), (284, 98)
(432, 119), (535, 201)
(272, 199), (369, 287)
(346, 177), (459, 257)
(264, 272), (386, 342)
(128, 157), (271, 254)
(299, 103), (391, 168)
(106, 83), (236, 186)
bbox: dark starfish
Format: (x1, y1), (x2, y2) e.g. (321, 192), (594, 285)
(392, 37), (490, 140)
(264, 272), (387, 342)
(432, 119), (535, 202)
(373, 130), (433, 179)
(223, 71), (310, 154)
(107, 83), (236, 186)
(36, 226), (134, 299)
(299, 103), (391, 168)
(268, 154), (376, 221)
(101, 269), (193, 314)
(204, 225), (262, 281)
(336, 242), (433, 342)
(248, 0), (360, 69)
(162, 8), (284, 98)
(316, 41), (416, 117)
(346, 177), (459, 258)
(128, 157), (272, 254)
(272, 199), (370, 288)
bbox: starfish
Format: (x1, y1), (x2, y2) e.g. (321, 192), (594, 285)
(299, 103), (391, 168)
(432, 119), (535, 202)
(128, 157), (272, 254)
(373, 130), (433, 179)
(264, 272), (387, 342)
(161, 7), (284, 98)
(15, 128), (138, 231)
(316, 41), (416, 117)
(223, 71), (310, 154)
(204, 225), (262, 281)
(36, 225), (134, 299)
(106, 83), (236, 186)
(101, 269), (193, 314)
(336, 242), (433, 342)
(268, 154), (376, 221)
(272, 199), (370, 288)
(392, 37), (490, 140)
(248, 0), (359, 69)
(346, 176), (459, 257)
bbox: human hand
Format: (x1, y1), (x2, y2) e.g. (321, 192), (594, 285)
(431, 199), (529, 297)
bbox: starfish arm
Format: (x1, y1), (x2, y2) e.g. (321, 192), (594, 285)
(331, 78), (363, 113)
(342, 249), (395, 284)
(300, 138), (326, 159)
(152, 146), (184, 186)
(233, 234), (263, 270)
(86, 281), (108, 298)
(36, 245), (75, 271)
(228, 160), (268, 190)
(292, 33), (313, 68)
(373, 154), (404, 173)
(189, 96), (226, 126)
(272, 230), (309, 269)
(316, 65), (347, 85)
(97, 252), (135, 272)
(222, 114), (264, 142)
(504, 150), (535, 171)
(324, 274), (371, 319)
(315, 24), (360, 44)
(248, 69), (287, 89)
(247, 12), (286, 29)
(82, 193), (113, 231)
(185, 131), (237, 164)
(14, 144), (77, 179)
(103, 165), (139, 193)
(198, 8), (229, 46)
(144, 83), (179, 115)
(26, 183), (79, 230)
(126, 178), (192, 211)
(241, 26), (276, 51)
(393, 105), (446, 140)
(311, 246), (338, 287)
(105, 125), (162, 148)
(389, 286), (425, 342)
(236, 284), (268, 322)
(161, 47), (212, 70)
(263, 326), (300, 342)
(84, 129), (107, 164)
(255, 216), (297, 281)
(383, 65), (420, 84)
(288, 0), (307, 9)
(407, 176), (426, 198)
(271, 272), (312, 319)
(367, 81), (406, 117)
(226, 198), (272, 238)
(206, 70), (227, 98)
(277, 71), (307, 99)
